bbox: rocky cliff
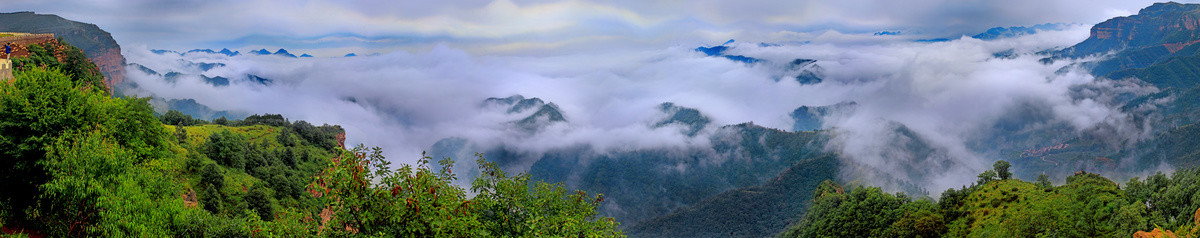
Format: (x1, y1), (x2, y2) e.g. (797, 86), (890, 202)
(0, 11), (126, 89)
(1062, 2), (1200, 58)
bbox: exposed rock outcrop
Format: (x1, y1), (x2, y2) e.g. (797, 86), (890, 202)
(0, 12), (126, 91)
(336, 131), (346, 149)
(1132, 228), (1177, 238)
(1060, 2), (1200, 58)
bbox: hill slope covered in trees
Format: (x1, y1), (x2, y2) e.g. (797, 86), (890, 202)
(784, 160), (1200, 237)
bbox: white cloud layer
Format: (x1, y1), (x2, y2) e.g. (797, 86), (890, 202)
(122, 25), (1153, 192)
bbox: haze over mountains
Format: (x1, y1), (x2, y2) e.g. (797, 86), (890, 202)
(9, 1), (1200, 237)
(109, 5), (1169, 235)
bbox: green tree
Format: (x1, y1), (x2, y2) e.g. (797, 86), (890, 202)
(0, 67), (179, 236)
(245, 184), (274, 221)
(1037, 174), (1052, 190)
(790, 181), (909, 238)
(471, 153), (622, 237)
(310, 146), (623, 237)
(0, 68), (102, 225)
(994, 160), (1012, 180)
(977, 170), (998, 185)
(200, 185), (223, 214)
(199, 163), (224, 190)
(203, 130), (248, 170)
(887, 199), (945, 238)
(312, 146), (483, 236)
(175, 125), (189, 144)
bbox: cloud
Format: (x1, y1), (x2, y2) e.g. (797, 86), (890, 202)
(120, 24), (1157, 194)
(4, 0), (1186, 56)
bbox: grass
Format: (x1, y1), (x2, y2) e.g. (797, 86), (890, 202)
(167, 123), (338, 216)
(167, 124), (281, 148)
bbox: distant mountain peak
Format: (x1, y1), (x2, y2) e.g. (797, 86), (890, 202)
(792, 101), (857, 132)
(217, 48), (239, 56)
(783, 58), (824, 85)
(654, 102), (711, 136)
(696, 40), (761, 64)
(874, 31), (901, 36)
(483, 95), (566, 133)
(971, 23), (1070, 40)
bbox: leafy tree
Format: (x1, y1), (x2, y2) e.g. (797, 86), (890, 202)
(887, 199), (945, 238)
(245, 184), (274, 221)
(239, 114), (289, 127)
(472, 153), (621, 237)
(1037, 174), (1052, 190)
(312, 146), (484, 236)
(11, 41), (106, 92)
(213, 116), (229, 126)
(200, 186), (223, 214)
(790, 181), (909, 237)
(160, 110), (206, 126)
(310, 146), (622, 237)
(977, 170), (998, 185)
(994, 160), (1012, 180)
(203, 130), (248, 170)
(0, 67), (179, 236)
(175, 125), (189, 144)
(199, 163), (224, 190)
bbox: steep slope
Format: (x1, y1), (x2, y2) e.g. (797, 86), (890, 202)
(627, 154), (839, 238)
(1061, 2), (1200, 59)
(0, 11), (126, 89)
(1003, 2), (1200, 178)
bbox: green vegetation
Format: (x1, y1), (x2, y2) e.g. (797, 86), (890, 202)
(312, 147), (621, 237)
(0, 53), (621, 236)
(628, 154), (839, 238)
(10, 40), (107, 92)
(783, 159), (1200, 238)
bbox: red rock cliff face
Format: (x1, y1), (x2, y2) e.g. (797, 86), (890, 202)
(336, 131), (346, 149)
(1090, 17), (1132, 40)
(92, 46), (125, 89)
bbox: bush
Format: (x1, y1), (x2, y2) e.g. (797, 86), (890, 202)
(203, 130), (248, 170)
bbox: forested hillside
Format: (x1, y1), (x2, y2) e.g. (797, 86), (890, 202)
(784, 160), (1200, 237)
(0, 40), (622, 237)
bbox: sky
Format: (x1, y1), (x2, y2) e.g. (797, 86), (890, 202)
(0, 0), (1188, 56)
(1, 0), (1187, 192)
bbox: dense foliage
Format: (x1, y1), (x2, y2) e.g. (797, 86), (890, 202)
(0, 67), (176, 236)
(0, 61), (622, 236)
(312, 147), (622, 237)
(627, 154), (839, 238)
(10, 40), (107, 92)
(783, 160), (1200, 238)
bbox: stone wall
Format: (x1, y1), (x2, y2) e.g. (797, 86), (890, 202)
(1, 33), (57, 59)
(0, 33), (55, 46)
(0, 59), (12, 81)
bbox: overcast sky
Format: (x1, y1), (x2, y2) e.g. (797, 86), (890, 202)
(1, 0), (1189, 56)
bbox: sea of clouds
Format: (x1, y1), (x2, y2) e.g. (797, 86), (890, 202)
(123, 24), (1158, 193)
